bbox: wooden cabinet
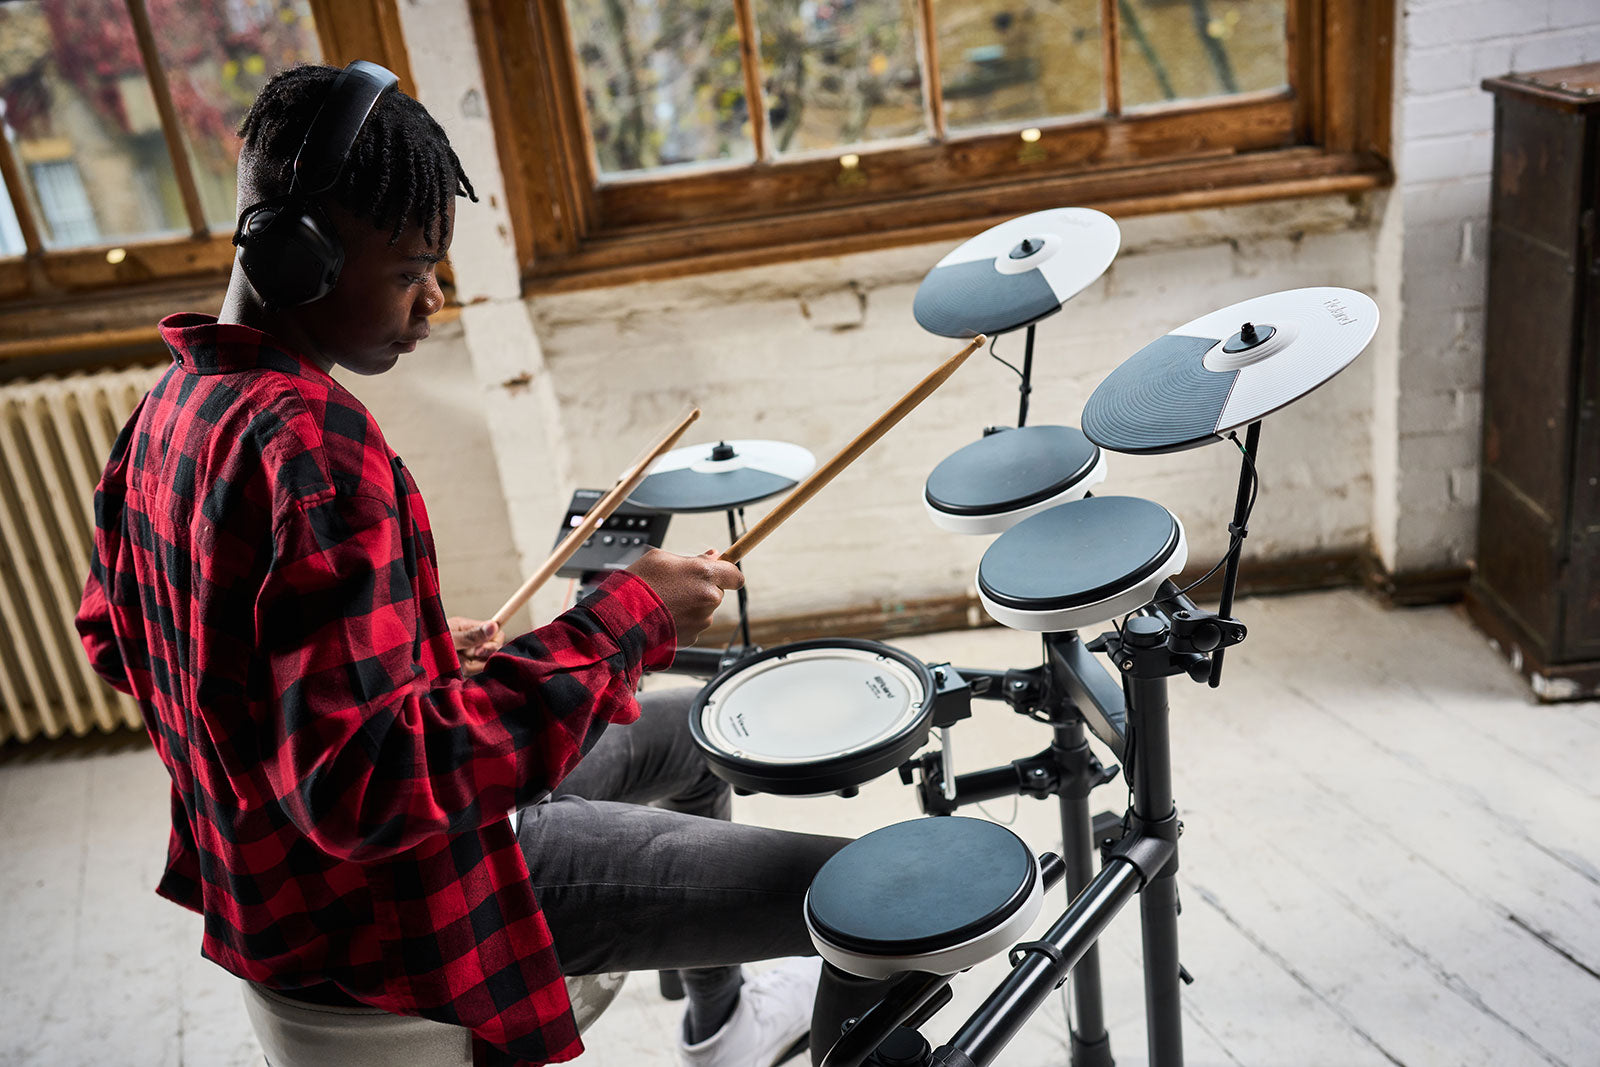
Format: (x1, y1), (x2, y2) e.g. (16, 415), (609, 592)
(1468, 63), (1600, 700)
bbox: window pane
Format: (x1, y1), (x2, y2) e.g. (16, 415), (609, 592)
(565, 0), (755, 175)
(0, 162), (27, 256)
(145, 0), (322, 229)
(939, 0), (1103, 131)
(0, 1), (185, 248)
(757, 0), (926, 156)
(1118, 0), (1287, 108)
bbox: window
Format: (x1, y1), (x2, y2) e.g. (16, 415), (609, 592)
(473, 0), (1393, 291)
(0, 0), (414, 317)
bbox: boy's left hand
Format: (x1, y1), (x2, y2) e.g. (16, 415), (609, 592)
(449, 617), (503, 675)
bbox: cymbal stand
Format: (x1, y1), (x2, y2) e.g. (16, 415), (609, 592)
(1015, 324), (1036, 428)
(725, 506), (754, 650)
(661, 507), (762, 677)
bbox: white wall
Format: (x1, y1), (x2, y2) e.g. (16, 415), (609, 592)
(1372, 0), (1600, 574)
(526, 201), (1379, 622)
(378, 0), (1600, 631)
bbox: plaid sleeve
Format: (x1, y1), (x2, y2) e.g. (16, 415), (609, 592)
(258, 489), (674, 863)
(75, 405), (142, 696)
(76, 566), (132, 696)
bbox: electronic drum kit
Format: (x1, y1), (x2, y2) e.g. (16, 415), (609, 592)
(618, 207), (1379, 1067)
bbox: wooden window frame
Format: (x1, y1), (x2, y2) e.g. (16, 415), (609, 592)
(473, 0), (1393, 293)
(0, 0), (413, 337)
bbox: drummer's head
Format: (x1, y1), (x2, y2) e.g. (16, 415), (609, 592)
(227, 64), (478, 377)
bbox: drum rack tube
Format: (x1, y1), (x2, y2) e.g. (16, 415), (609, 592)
(862, 596), (1212, 1067)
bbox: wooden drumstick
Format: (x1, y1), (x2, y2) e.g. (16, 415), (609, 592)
(721, 335), (986, 565)
(491, 406), (700, 628)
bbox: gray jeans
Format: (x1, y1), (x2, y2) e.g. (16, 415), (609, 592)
(516, 687), (891, 1060)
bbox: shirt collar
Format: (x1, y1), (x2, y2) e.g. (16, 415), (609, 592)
(158, 313), (330, 380)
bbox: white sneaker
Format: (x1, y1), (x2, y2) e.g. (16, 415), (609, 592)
(678, 957), (822, 1067)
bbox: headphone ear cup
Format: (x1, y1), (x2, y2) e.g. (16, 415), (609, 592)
(234, 198), (344, 308)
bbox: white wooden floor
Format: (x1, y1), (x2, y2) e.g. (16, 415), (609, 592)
(3, 589), (1598, 1067)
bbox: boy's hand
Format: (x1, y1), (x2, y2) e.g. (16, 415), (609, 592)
(626, 548), (744, 645)
(449, 617), (503, 675)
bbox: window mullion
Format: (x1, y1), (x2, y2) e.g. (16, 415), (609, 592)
(123, 0), (209, 237)
(0, 132), (44, 257)
(916, 0), (946, 141)
(731, 0), (772, 162)
(1102, 0), (1123, 117)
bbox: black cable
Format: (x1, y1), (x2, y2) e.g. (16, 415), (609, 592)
(988, 335), (1025, 380)
(1169, 430), (1259, 600)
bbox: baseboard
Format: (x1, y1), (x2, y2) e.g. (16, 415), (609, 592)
(1359, 555), (1473, 607)
(1463, 586), (1600, 703)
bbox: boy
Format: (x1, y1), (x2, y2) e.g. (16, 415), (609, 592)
(77, 63), (880, 1067)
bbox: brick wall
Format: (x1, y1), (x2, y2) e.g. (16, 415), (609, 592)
(1375, 0), (1600, 575)
(376, 0), (1600, 629)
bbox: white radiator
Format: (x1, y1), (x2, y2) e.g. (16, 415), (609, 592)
(0, 365), (163, 744)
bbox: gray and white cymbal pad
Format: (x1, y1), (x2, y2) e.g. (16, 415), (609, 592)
(914, 208), (1121, 339)
(1081, 287), (1379, 454)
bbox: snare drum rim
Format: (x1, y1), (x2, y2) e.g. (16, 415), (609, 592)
(688, 639), (938, 796)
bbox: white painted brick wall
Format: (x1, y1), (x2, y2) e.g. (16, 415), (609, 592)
(529, 200), (1379, 621)
(373, 0), (1600, 622)
(1376, 0), (1600, 573)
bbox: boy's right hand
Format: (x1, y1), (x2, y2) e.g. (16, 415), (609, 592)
(626, 548), (744, 645)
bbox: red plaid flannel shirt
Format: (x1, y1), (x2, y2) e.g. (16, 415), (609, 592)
(76, 314), (675, 1065)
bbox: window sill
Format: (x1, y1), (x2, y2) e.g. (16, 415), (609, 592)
(522, 147), (1391, 295)
(0, 278), (463, 366)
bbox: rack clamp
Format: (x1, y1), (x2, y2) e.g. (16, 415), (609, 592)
(1165, 608), (1247, 657)
(928, 664), (974, 729)
(1109, 808), (1183, 883)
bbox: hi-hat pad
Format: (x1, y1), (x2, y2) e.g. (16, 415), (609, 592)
(628, 439), (816, 513)
(913, 208), (1121, 339)
(1081, 287), (1379, 455)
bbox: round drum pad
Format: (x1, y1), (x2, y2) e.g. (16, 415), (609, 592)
(806, 817), (1043, 978)
(977, 496), (1187, 633)
(690, 640), (936, 797)
(924, 425), (1107, 535)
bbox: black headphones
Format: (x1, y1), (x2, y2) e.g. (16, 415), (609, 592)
(232, 60), (400, 308)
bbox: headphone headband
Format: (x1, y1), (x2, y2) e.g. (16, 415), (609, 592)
(232, 60), (399, 308)
(291, 60), (399, 196)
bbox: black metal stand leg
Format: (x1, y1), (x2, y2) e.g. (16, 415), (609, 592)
(1054, 719), (1115, 1067)
(1140, 874), (1183, 1065)
(725, 508), (751, 648)
(1126, 623), (1184, 1067)
(1017, 324), (1036, 428)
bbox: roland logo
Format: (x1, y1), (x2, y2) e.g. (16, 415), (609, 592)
(864, 675), (895, 700)
(1323, 298), (1356, 325)
(728, 712), (750, 739)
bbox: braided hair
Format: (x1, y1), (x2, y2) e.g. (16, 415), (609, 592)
(237, 64), (477, 247)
